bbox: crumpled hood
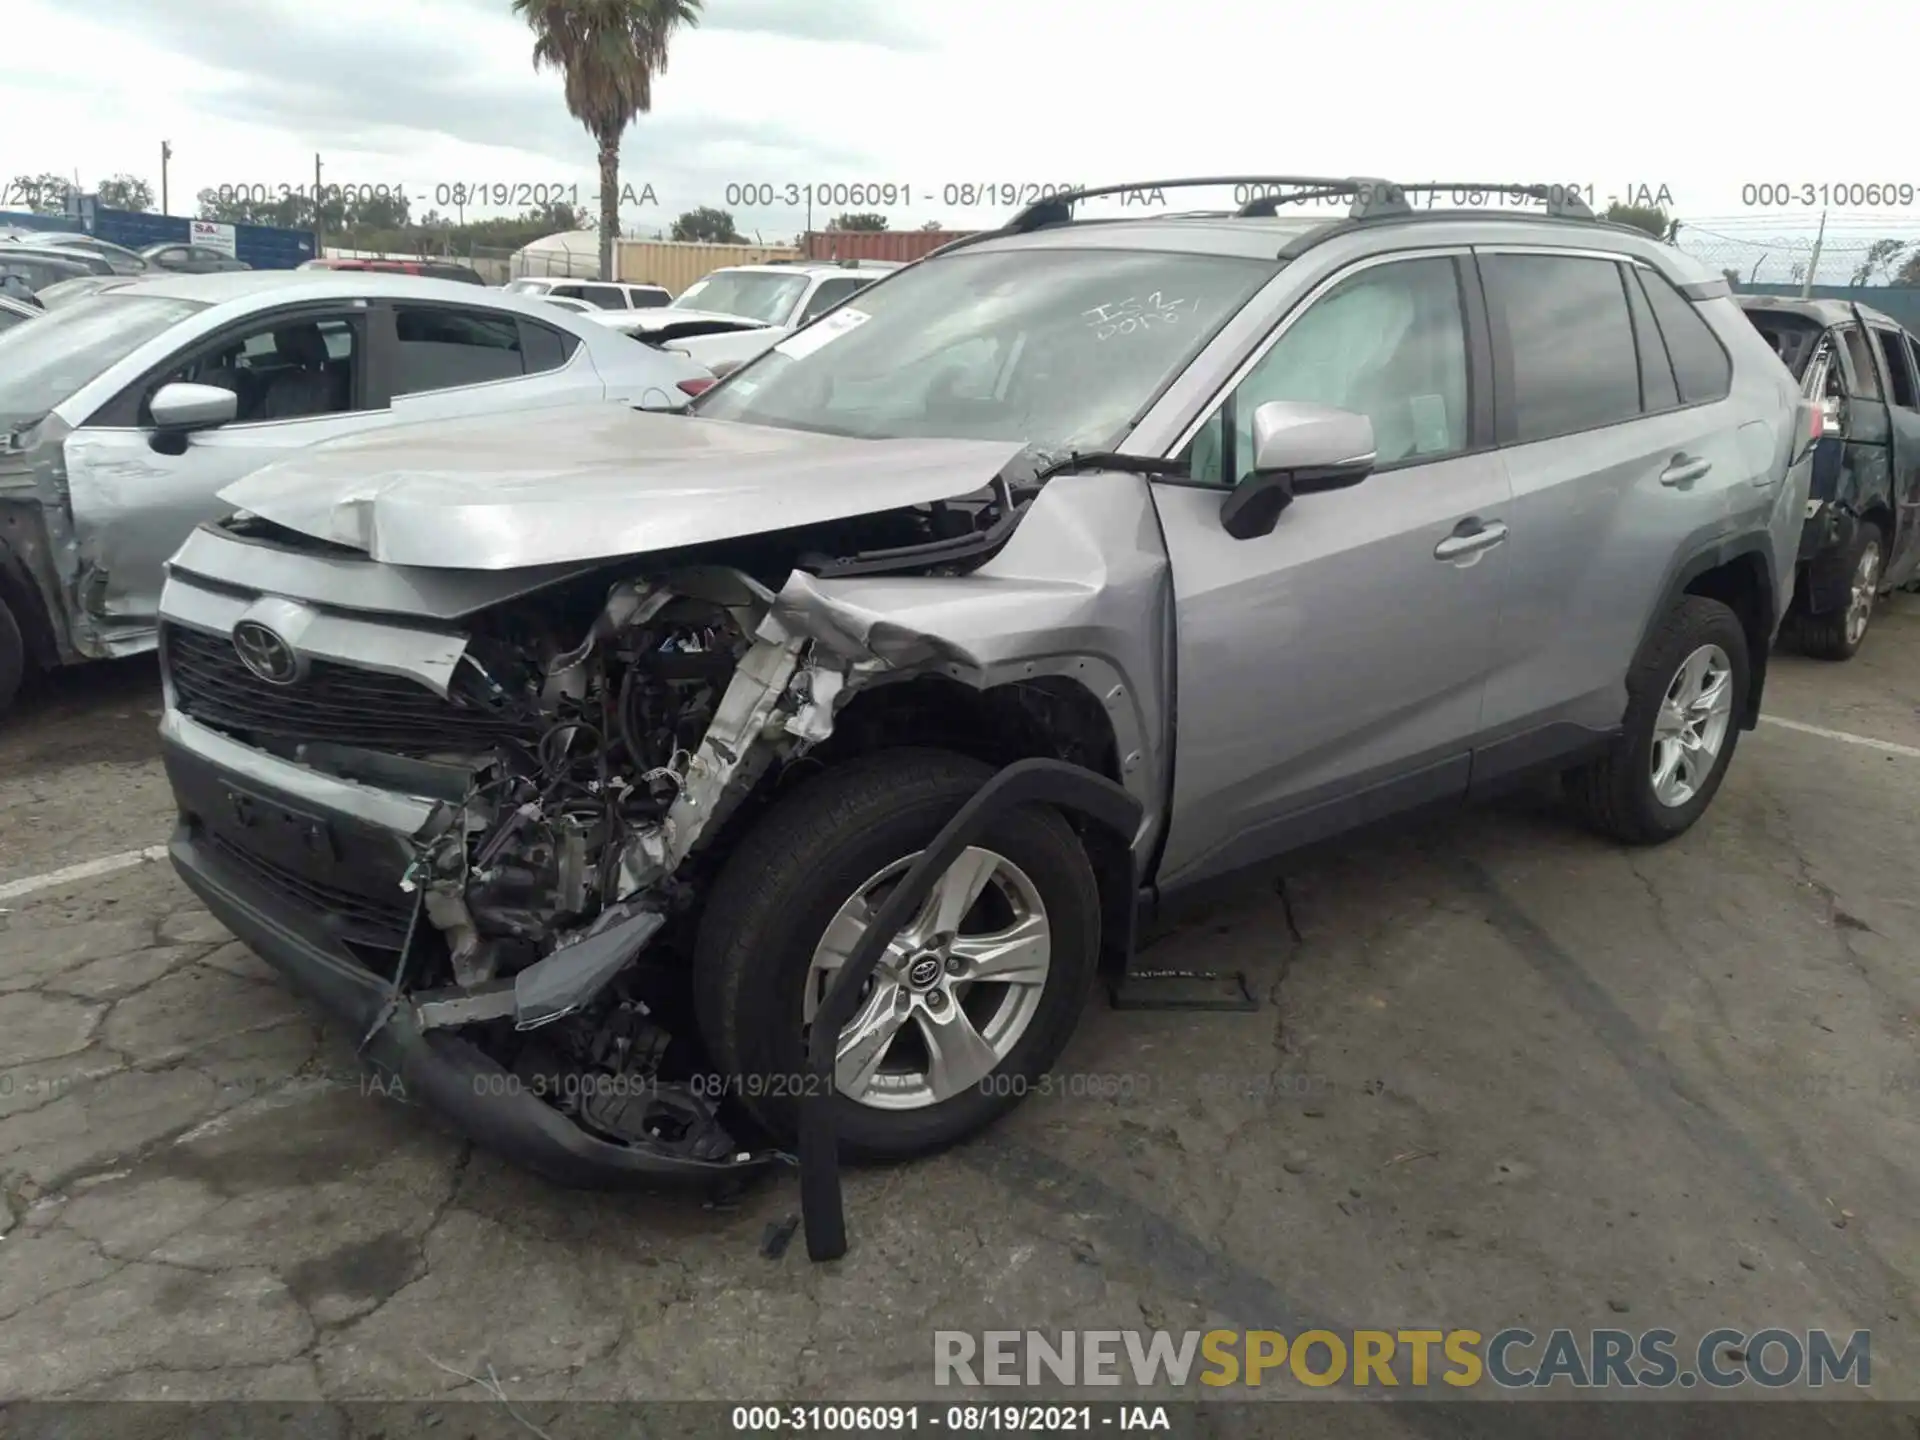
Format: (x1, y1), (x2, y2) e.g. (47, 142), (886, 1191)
(217, 402), (1023, 571)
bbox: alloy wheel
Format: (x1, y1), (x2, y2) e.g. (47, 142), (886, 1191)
(1649, 642), (1734, 808)
(803, 846), (1051, 1110)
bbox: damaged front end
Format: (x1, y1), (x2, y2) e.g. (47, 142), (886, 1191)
(365, 565), (865, 1177)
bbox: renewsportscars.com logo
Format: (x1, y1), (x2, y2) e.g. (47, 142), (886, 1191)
(933, 1328), (1872, 1390)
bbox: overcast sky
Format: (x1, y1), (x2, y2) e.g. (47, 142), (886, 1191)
(8, 0), (1919, 274)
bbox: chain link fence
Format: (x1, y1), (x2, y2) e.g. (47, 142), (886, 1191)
(1673, 219), (1920, 289)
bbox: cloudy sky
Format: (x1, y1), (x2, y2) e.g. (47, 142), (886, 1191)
(7, 0), (1919, 277)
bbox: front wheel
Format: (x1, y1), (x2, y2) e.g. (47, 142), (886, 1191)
(1565, 596), (1750, 845)
(692, 748), (1101, 1160)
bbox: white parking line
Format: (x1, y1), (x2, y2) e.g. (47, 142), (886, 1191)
(1759, 715), (1920, 759)
(0, 845), (170, 905)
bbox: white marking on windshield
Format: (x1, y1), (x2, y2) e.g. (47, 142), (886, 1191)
(1082, 292), (1193, 340)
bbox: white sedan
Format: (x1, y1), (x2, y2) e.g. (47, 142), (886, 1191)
(0, 270), (716, 679)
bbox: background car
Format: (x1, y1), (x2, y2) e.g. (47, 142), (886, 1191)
(1, 241), (117, 278)
(24, 233), (150, 274)
(1737, 296), (1920, 658)
(0, 270), (715, 712)
(34, 274), (148, 308)
(300, 257), (486, 285)
(0, 250), (93, 294)
(0, 294), (40, 332)
(502, 276), (670, 309)
(140, 243), (251, 274)
(610, 260), (899, 376)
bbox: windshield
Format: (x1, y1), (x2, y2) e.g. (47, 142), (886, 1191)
(672, 271), (807, 325)
(0, 292), (207, 429)
(694, 248), (1276, 450)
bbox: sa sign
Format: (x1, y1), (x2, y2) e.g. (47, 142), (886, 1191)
(189, 219), (237, 257)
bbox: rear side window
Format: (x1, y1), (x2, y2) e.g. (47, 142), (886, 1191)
(1871, 329), (1917, 409)
(580, 285), (627, 309)
(393, 307), (525, 394)
(1622, 266), (1679, 411)
(520, 320), (578, 374)
(1483, 253), (1640, 443)
(1636, 269), (1731, 404)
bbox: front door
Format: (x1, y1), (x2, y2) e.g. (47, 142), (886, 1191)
(1869, 327), (1920, 587)
(1150, 252), (1511, 891)
(60, 305), (377, 650)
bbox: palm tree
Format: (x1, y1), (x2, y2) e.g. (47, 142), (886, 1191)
(513, 0), (702, 281)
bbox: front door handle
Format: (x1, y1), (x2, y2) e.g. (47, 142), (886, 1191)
(1660, 454), (1713, 487)
(1434, 519), (1509, 561)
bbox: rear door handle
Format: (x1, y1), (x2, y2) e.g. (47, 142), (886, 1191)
(1433, 520), (1509, 561)
(1660, 455), (1713, 487)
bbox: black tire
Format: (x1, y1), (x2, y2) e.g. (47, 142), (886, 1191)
(692, 748), (1101, 1160)
(1565, 595), (1750, 845)
(0, 594), (24, 719)
(1789, 521), (1883, 661)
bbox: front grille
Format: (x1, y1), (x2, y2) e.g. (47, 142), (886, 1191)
(204, 832), (414, 949)
(164, 623), (526, 758)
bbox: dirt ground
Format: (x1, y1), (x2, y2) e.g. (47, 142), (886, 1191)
(1, 598), (1916, 1430)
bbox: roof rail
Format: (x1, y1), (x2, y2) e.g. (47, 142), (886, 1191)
(1005, 176), (1600, 232)
(1003, 176), (1400, 232)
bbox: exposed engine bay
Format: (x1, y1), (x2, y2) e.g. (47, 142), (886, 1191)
(375, 488), (1023, 1168)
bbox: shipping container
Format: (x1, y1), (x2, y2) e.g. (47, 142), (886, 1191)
(803, 230), (979, 264)
(614, 239), (800, 297)
(89, 209), (317, 269)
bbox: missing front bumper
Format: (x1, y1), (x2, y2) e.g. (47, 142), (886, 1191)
(163, 724), (775, 1191)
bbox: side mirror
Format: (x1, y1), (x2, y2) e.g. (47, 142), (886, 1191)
(150, 381), (237, 433)
(1219, 401), (1376, 540)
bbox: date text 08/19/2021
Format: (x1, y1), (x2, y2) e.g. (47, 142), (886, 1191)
(210, 181), (658, 210)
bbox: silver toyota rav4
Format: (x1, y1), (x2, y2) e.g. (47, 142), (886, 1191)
(154, 179), (1816, 1193)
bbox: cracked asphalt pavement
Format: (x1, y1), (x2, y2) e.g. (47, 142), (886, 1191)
(0, 599), (1915, 1421)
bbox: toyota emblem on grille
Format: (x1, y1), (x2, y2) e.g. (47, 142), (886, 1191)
(232, 621), (303, 685)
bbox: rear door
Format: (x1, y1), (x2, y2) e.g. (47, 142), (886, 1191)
(1866, 325), (1920, 585)
(1474, 250), (1750, 757)
(60, 302), (378, 644)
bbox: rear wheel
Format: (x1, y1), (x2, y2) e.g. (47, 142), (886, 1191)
(0, 595), (24, 719)
(693, 749), (1101, 1160)
(1791, 521), (1882, 661)
(1566, 596), (1749, 844)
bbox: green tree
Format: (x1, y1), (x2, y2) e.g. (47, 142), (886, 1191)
(1604, 201), (1670, 240)
(514, 0), (704, 280)
(1721, 268), (1742, 290)
(829, 211), (887, 231)
(1848, 239), (1907, 286)
(1897, 251), (1920, 287)
(670, 205), (743, 242)
(920, 219), (943, 231)
(6, 172), (73, 214)
(95, 173), (155, 212)
(344, 189), (411, 231)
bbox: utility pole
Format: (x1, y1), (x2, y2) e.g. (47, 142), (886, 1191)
(1802, 209), (1827, 298)
(313, 152), (324, 254)
(160, 140), (172, 215)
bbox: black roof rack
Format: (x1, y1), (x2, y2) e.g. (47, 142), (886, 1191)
(1004, 175), (1598, 234)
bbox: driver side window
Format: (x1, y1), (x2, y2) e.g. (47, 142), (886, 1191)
(1182, 257), (1470, 486)
(157, 315), (359, 425)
